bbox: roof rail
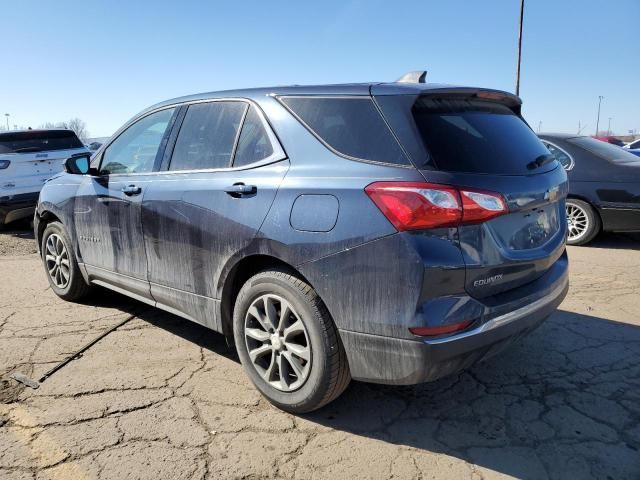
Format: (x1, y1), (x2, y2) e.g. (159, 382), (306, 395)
(396, 70), (427, 84)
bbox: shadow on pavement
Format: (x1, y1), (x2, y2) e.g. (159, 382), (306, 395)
(584, 232), (640, 250)
(299, 310), (640, 478)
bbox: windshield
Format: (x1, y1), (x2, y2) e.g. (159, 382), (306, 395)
(412, 98), (553, 174)
(0, 130), (84, 154)
(568, 137), (640, 165)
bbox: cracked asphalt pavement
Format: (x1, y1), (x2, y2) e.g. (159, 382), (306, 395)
(1, 225), (639, 479)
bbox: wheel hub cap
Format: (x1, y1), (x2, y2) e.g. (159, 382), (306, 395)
(244, 294), (311, 392)
(270, 334), (283, 351)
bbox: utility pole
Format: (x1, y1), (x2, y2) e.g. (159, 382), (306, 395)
(4, 113), (8, 131)
(515, 0), (525, 96)
(537, 121), (542, 133)
(595, 96), (603, 136)
(607, 118), (612, 135)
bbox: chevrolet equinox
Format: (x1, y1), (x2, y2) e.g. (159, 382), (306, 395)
(35, 73), (569, 413)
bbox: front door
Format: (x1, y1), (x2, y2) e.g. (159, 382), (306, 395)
(74, 107), (177, 300)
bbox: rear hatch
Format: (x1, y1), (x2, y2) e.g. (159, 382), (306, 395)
(0, 130), (88, 195)
(376, 89), (568, 299)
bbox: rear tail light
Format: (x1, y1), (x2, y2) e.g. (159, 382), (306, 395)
(365, 181), (507, 231)
(0, 160), (10, 169)
(460, 190), (507, 224)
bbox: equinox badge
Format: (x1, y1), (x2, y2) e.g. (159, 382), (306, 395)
(474, 274), (504, 287)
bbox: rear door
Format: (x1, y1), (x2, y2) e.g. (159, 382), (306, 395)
(142, 100), (288, 330)
(381, 93), (568, 298)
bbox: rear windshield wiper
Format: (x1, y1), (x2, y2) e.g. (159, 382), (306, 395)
(527, 153), (555, 170)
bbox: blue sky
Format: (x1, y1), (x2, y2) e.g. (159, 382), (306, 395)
(2, 0), (638, 137)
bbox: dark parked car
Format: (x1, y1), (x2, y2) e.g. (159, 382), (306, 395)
(35, 76), (569, 412)
(539, 134), (640, 245)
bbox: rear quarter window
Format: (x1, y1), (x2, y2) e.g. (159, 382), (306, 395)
(279, 96), (409, 166)
(541, 141), (574, 170)
(412, 98), (552, 175)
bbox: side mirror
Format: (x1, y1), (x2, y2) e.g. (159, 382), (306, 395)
(64, 154), (91, 175)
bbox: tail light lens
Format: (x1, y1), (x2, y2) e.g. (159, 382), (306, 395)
(460, 190), (507, 224)
(365, 181), (507, 231)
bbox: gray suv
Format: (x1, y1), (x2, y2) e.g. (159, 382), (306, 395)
(35, 73), (569, 412)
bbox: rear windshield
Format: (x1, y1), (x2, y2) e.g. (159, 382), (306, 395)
(412, 98), (552, 174)
(568, 137), (640, 165)
(279, 96), (409, 165)
(0, 130), (84, 154)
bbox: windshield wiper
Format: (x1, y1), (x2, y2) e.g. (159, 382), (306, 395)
(527, 153), (555, 170)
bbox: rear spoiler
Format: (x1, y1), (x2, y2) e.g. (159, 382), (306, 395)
(414, 87), (522, 110)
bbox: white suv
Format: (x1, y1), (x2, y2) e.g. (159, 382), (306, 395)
(0, 129), (89, 225)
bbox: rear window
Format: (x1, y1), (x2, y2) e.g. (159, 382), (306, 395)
(412, 98), (551, 174)
(568, 137), (640, 165)
(0, 130), (84, 154)
(279, 96), (408, 165)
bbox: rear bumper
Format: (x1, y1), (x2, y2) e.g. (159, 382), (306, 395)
(0, 192), (39, 225)
(339, 261), (569, 385)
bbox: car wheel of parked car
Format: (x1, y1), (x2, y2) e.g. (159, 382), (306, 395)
(41, 222), (90, 301)
(566, 199), (600, 246)
(233, 269), (350, 413)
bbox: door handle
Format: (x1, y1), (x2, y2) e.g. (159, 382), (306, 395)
(224, 183), (257, 197)
(122, 185), (142, 196)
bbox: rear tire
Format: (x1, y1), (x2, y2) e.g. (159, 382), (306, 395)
(566, 199), (600, 246)
(41, 222), (91, 301)
(233, 269), (350, 413)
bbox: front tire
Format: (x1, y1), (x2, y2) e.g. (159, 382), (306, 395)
(233, 269), (350, 413)
(41, 222), (90, 301)
(566, 199), (601, 246)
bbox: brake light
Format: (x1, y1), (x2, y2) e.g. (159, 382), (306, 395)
(409, 319), (473, 337)
(365, 181), (507, 231)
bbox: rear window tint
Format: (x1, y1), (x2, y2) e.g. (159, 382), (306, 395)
(568, 137), (640, 165)
(280, 96), (408, 165)
(0, 130), (84, 154)
(413, 98), (551, 174)
(170, 102), (246, 171)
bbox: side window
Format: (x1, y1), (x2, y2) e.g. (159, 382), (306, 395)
(542, 141), (574, 170)
(233, 106), (274, 167)
(101, 108), (175, 175)
(169, 101), (246, 171)
(279, 96), (408, 165)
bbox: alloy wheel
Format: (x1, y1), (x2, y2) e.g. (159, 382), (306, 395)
(244, 294), (311, 392)
(45, 233), (70, 289)
(566, 202), (590, 242)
